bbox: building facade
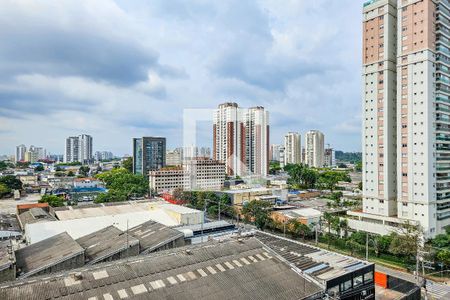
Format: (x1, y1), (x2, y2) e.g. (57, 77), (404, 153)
(270, 144), (282, 162)
(213, 102), (269, 177)
(132, 137), (166, 176)
(324, 148), (336, 168)
(65, 135), (93, 164)
(149, 167), (188, 193)
(305, 130), (325, 168)
(15, 145), (26, 162)
(350, 0), (450, 239)
(283, 132), (302, 165)
(166, 149), (183, 166)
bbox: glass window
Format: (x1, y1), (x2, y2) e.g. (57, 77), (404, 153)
(354, 275), (363, 287)
(364, 271), (374, 283)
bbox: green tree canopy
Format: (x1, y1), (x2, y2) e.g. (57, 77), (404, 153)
(122, 157), (133, 173)
(39, 195), (64, 207)
(0, 183), (11, 198)
(241, 200), (271, 230)
(0, 175), (22, 190)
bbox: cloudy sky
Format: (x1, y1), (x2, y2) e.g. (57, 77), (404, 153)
(0, 0), (364, 156)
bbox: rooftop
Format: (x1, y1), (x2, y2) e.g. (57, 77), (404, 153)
(277, 208), (322, 219)
(0, 237), (323, 300)
(0, 214), (20, 233)
(128, 220), (184, 253)
(75, 226), (139, 264)
(15, 232), (84, 278)
(18, 208), (56, 230)
(25, 210), (180, 244)
(0, 240), (14, 271)
(255, 231), (373, 285)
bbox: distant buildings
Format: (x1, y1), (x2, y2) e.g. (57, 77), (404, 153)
(183, 146), (211, 160)
(166, 149), (183, 166)
(213, 102), (269, 177)
(324, 148), (336, 168)
(305, 130), (325, 168)
(15, 145), (46, 163)
(65, 134), (93, 164)
(94, 151), (114, 161)
(15, 145), (26, 162)
(269, 144), (282, 162)
(283, 132), (301, 165)
(132, 137), (166, 175)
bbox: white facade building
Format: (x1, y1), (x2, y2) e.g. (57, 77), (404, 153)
(283, 132), (301, 165)
(270, 144), (282, 162)
(305, 130), (325, 168)
(16, 144), (27, 162)
(65, 134), (93, 164)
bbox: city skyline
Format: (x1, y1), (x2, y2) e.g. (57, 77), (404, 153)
(0, 1), (365, 155)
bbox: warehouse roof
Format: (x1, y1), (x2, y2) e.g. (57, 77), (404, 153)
(76, 226), (139, 264)
(25, 210), (180, 244)
(15, 232), (84, 278)
(128, 220), (184, 254)
(0, 238), (323, 300)
(256, 231), (373, 285)
(18, 208), (56, 229)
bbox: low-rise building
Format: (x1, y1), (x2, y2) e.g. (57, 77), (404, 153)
(271, 208), (322, 226)
(217, 187), (274, 205)
(15, 232), (85, 278)
(149, 167), (187, 193)
(184, 158), (226, 191)
(76, 226), (140, 265)
(0, 214), (21, 240)
(128, 220), (185, 254)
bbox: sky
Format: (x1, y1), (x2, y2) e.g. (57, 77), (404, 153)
(0, 0), (364, 156)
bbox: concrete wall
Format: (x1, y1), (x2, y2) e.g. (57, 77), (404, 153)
(0, 264), (16, 283)
(24, 252), (85, 278)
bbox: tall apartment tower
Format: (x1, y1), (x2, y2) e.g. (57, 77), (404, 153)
(15, 144), (26, 162)
(65, 136), (79, 163)
(133, 137), (166, 175)
(305, 130), (325, 168)
(283, 132), (302, 165)
(65, 134), (93, 164)
(362, 0), (398, 217)
(213, 102), (269, 177)
(350, 0), (450, 238)
(245, 106), (269, 176)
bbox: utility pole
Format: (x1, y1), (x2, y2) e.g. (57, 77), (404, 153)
(366, 233), (369, 261)
(218, 200), (221, 221)
(315, 225), (318, 245)
(126, 219), (129, 260)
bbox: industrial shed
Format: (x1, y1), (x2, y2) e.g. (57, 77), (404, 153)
(0, 241), (15, 283)
(15, 232), (84, 278)
(0, 238), (323, 300)
(76, 226), (139, 264)
(128, 220), (185, 254)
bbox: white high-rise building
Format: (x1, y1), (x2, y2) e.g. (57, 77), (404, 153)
(283, 132), (301, 165)
(348, 0), (450, 239)
(213, 102), (269, 177)
(65, 134), (93, 164)
(270, 144), (282, 162)
(16, 144), (27, 162)
(305, 130), (325, 168)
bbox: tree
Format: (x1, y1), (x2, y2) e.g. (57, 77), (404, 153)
(94, 168), (148, 202)
(389, 223), (422, 261)
(34, 165), (44, 172)
(373, 235), (393, 257)
(269, 162), (281, 175)
(432, 234), (450, 249)
(318, 171), (351, 192)
(241, 200), (271, 230)
(0, 183), (11, 198)
(78, 166), (90, 177)
(0, 161), (11, 171)
(15, 161), (30, 169)
(436, 249), (450, 266)
(122, 157), (133, 173)
(339, 219), (349, 238)
(355, 161), (362, 172)
(67, 171), (75, 177)
(358, 181), (363, 191)
(0, 175), (22, 190)
(39, 195), (64, 207)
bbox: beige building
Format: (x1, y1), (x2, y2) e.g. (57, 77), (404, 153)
(149, 167), (188, 193)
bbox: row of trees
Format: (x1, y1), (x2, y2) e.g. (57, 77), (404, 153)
(284, 163), (351, 191)
(176, 190), (233, 217)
